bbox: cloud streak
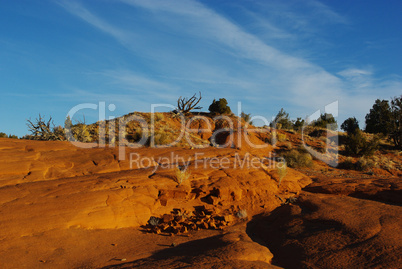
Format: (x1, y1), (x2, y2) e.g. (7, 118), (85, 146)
(55, 0), (130, 43)
(55, 0), (401, 126)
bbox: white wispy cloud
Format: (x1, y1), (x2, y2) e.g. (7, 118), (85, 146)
(55, 0), (400, 126)
(117, 0), (302, 69)
(116, 0), (349, 112)
(305, 0), (349, 25)
(240, 9), (295, 41)
(55, 0), (130, 43)
(338, 68), (373, 78)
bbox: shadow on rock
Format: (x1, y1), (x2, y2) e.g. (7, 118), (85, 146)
(246, 192), (402, 269)
(102, 226), (281, 269)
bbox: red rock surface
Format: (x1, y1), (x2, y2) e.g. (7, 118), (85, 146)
(0, 138), (309, 268)
(0, 133), (401, 268)
(103, 224), (282, 269)
(248, 177), (402, 268)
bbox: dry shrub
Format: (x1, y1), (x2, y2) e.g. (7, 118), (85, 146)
(339, 156), (378, 171)
(53, 126), (65, 139)
(277, 133), (287, 142)
(298, 144), (308, 153)
(355, 157), (377, 171)
(271, 131), (287, 144)
(153, 113), (164, 122)
(282, 149), (313, 168)
(308, 128), (328, 138)
(314, 146), (327, 153)
(339, 157), (355, 170)
(370, 155), (399, 172)
(27, 114), (65, 141)
(148, 216), (160, 226)
(154, 130), (169, 145)
(126, 128), (173, 146)
(319, 136), (328, 143)
(236, 209), (248, 219)
(72, 124), (92, 142)
(126, 128), (144, 143)
(153, 129), (176, 146)
(175, 167), (191, 185)
(284, 142), (292, 150)
(382, 161), (396, 172)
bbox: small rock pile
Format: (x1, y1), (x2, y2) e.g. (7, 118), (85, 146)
(145, 207), (234, 235)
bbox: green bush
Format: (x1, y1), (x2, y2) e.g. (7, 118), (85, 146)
(312, 113), (338, 131)
(0, 132), (7, 138)
(293, 117), (305, 131)
(341, 117), (359, 134)
(364, 96), (402, 149)
(344, 129), (380, 156)
(365, 99), (393, 135)
(240, 111), (253, 125)
(271, 108), (293, 130)
(282, 149), (313, 168)
(208, 98), (231, 114)
(390, 96), (402, 148)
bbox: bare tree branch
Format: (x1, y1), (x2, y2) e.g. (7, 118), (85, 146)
(26, 114), (64, 141)
(176, 92), (202, 114)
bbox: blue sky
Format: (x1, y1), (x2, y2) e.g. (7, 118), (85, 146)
(1, 0), (401, 137)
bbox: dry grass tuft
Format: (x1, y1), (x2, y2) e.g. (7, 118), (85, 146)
(236, 209), (248, 219)
(174, 167), (191, 185)
(276, 161), (287, 186)
(153, 113), (164, 122)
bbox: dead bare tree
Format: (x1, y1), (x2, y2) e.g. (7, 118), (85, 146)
(26, 114), (64, 141)
(176, 92), (203, 114)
